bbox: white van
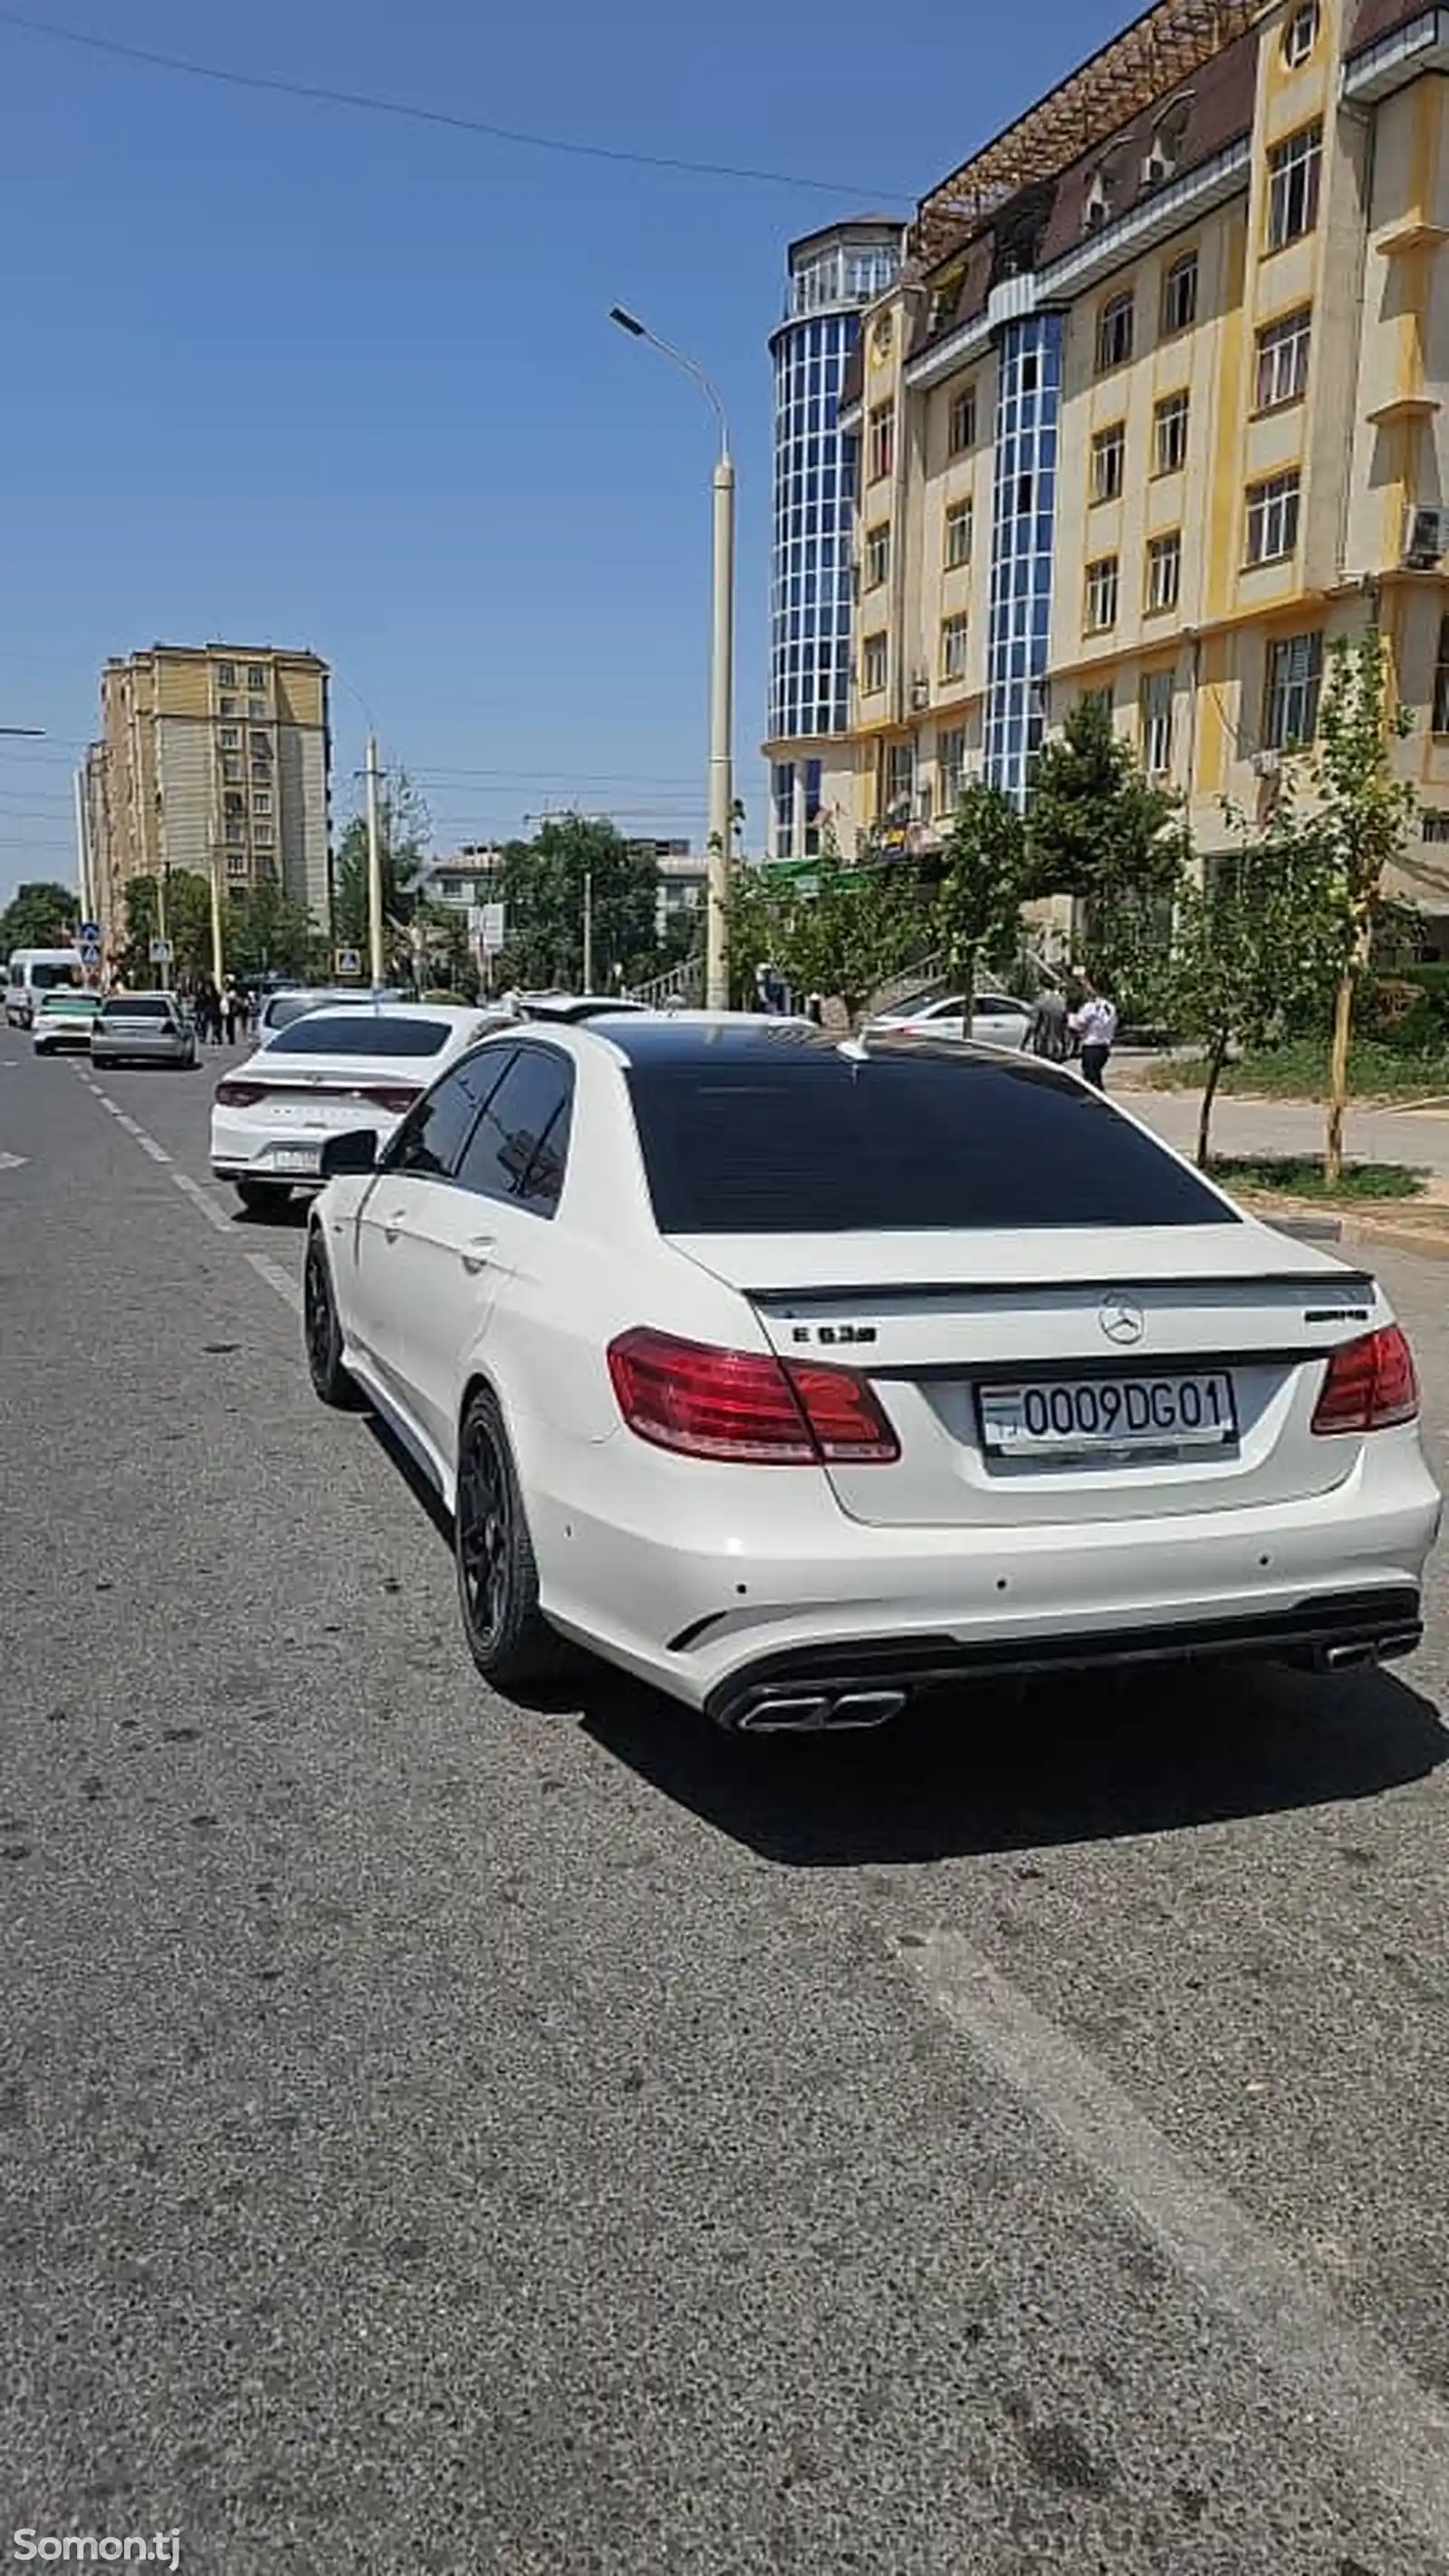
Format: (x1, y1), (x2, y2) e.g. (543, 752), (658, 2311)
(5, 947), (84, 1029)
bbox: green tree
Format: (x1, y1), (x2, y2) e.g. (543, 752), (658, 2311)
(1027, 696), (1185, 988)
(0, 880), (79, 954)
(120, 872), (213, 982)
(1298, 628), (1417, 1185)
(936, 783), (1029, 1014)
(487, 815), (660, 991)
(225, 883), (322, 982)
(726, 857), (931, 1023)
(1155, 840), (1342, 1167)
(332, 770), (432, 958)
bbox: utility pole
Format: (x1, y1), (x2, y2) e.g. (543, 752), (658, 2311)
(582, 867), (594, 992)
(209, 846), (225, 990)
(72, 768), (93, 926)
(156, 864), (171, 992)
(365, 734), (385, 989)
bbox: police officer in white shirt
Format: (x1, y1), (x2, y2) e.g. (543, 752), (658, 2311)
(1069, 976), (1118, 1090)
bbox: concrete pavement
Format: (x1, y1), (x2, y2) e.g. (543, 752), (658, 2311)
(1118, 1073), (1449, 1190)
(5, 1039), (1449, 2575)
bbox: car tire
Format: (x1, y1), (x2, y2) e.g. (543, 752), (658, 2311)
(302, 1233), (362, 1408)
(455, 1386), (565, 1690)
(235, 1179), (290, 1213)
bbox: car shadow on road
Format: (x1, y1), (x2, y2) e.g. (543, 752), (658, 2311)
(576, 1661), (1447, 1867)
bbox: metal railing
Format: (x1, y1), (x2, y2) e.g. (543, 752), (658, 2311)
(626, 954), (704, 1010)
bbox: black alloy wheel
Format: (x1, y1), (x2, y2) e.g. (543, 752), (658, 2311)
(454, 1388), (563, 1689)
(303, 1234), (360, 1408)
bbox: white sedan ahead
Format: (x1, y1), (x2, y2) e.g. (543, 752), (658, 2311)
(211, 1002), (504, 1211)
(301, 1014), (1439, 1734)
(868, 989), (1033, 1049)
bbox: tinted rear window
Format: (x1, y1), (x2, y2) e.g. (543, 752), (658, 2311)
(627, 1053), (1234, 1234)
(102, 997), (173, 1022)
(270, 1015), (452, 1057)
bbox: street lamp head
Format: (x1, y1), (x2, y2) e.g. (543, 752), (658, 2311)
(609, 305), (647, 338)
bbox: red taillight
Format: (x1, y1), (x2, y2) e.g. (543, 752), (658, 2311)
(215, 1078), (266, 1107)
(606, 1327), (898, 1465)
(360, 1083), (421, 1115)
(1311, 1325), (1419, 1435)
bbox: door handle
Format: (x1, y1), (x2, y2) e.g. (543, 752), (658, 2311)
(460, 1235), (496, 1275)
(382, 1208), (408, 1244)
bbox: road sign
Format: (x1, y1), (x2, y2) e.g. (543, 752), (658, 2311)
(334, 947), (362, 978)
(79, 921), (101, 946)
(469, 902), (505, 955)
(79, 937), (101, 967)
(149, 937), (173, 966)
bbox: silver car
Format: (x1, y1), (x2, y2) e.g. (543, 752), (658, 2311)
(90, 991), (197, 1070)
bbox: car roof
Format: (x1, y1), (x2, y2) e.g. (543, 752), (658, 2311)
(464, 1011), (1079, 1092)
(264, 999), (494, 1038)
(105, 988), (175, 1003)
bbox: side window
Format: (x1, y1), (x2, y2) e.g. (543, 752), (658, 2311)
(453, 1044), (574, 1217)
(389, 1051), (515, 1178)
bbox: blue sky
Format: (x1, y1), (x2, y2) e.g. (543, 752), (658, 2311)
(0, 0), (1122, 905)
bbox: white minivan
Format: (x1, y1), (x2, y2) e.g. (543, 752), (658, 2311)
(5, 947), (84, 1029)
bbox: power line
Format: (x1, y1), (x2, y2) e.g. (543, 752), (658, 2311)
(0, 7), (907, 202)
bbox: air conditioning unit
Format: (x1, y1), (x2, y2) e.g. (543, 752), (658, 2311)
(910, 674), (931, 711)
(1403, 505), (1449, 567)
(1250, 748), (1281, 779)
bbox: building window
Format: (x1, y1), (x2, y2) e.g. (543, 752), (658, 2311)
(247, 696), (267, 719)
(216, 661), (236, 687)
(868, 402), (895, 483)
(224, 791), (245, 818)
(254, 822), (274, 846)
(1146, 529), (1182, 612)
(947, 383), (976, 454)
(1154, 389), (1190, 475)
(1014, 471), (1035, 516)
(861, 631), (888, 694)
(1255, 305), (1312, 410)
(940, 613), (970, 681)
(1084, 555), (1119, 631)
(1141, 668), (1175, 775)
(1161, 252), (1198, 335)
(1423, 811), (1449, 841)
(936, 724), (967, 813)
(253, 792), (273, 818)
(882, 739), (916, 814)
(1095, 292), (1134, 373)
(217, 694), (236, 716)
(1246, 468), (1301, 564)
(226, 821), (245, 846)
(865, 523), (890, 590)
(1090, 422), (1126, 503)
(1080, 686), (1114, 722)
(219, 755), (241, 785)
(1433, 616), (1449, 733)
(1267, 124), (1322, 251)
(218, 725), (240, 750)
(246, 664), (267, 691)
(1263, 629), (1323, 748)
(1282, 1), (1319, 64)
(250, 730), (271, 756)
(945, 498), (973, 567)
(226, 851), (249, 878)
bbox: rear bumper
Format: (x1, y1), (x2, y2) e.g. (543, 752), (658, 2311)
(210, 1107), (395, 1182)
(702, 1587), (1425, 1730)
(34, 1031), (93, 1051)
(91, 1038), (191, 1064)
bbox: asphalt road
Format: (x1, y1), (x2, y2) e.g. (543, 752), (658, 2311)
(5, 1035), (1449, 2576)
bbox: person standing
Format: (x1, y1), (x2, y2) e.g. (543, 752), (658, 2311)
(1023, 984), (1069, 1062)
(1070, 976), (1118, 1090)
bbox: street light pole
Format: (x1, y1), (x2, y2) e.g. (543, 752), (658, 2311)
(582, 866), (594, 992)
(609, 306), (734, 1011)
(364, 733), (385, 989)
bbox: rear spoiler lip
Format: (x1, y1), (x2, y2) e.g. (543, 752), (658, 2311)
(745, 1271), (1377, 1312)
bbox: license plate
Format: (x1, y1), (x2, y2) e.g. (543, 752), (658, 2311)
(270, 1148), (321, 1175)
(978, 1370), (1237, 1456)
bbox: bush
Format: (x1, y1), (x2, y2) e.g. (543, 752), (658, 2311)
(1361, 968), (1449, 1054)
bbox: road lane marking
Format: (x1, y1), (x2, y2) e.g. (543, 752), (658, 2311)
(901, 1928), (1449, 2555)
(70, 1059), (302, 1316)
(0, 1150), (28, 1170)
(170, 1170), (236, 1237)
(245, 1251), (302, 1314)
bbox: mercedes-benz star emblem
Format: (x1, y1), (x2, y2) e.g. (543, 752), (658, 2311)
(1099, 1292), (1146, 1346)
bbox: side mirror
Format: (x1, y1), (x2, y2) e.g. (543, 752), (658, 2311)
(319, 1128), (378, 1178)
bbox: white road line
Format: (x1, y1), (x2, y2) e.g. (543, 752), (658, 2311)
(170, 1170), (235, 1237)
(245, 1250), (302, 1314)
(902, 1929), (1449, 2555)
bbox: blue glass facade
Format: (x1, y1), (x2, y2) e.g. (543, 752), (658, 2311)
(984, 313), (1062, 803)
(769, 311), (858, 747)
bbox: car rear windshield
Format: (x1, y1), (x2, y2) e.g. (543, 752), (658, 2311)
(102, 997), (173, 1021)
(42, 993), (91, 1009)
(270, 1014), (451, 1057)
(626, 1052), (1235, 1234)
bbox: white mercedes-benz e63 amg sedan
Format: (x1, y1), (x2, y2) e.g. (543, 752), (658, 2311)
(301, 1013), (1440, 1733)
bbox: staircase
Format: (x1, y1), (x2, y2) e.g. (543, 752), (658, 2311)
(627, 955), (703, 1009)
(867, 951), (947, 1017)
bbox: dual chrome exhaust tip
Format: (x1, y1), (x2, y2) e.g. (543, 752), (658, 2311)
(733, 1687), (908, 1735)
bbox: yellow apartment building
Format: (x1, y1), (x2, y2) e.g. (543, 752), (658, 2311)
(824, 0), (1449, 939)
(87, 642), (331, 944)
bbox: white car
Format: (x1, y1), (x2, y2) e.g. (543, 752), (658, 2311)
(301, 1014), (1439, 1733)
(252, 985), (408, 1048)
(211, 1002), (505, 1211)
(868, 989), (1033, 1049)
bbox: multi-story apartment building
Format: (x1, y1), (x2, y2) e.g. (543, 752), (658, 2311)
(88, 642), (331, 939)
(764, 218), (906, 860)
(830, 0), (1449, 931)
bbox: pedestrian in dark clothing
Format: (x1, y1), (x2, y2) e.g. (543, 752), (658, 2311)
(1023, 985), (1069, 1062)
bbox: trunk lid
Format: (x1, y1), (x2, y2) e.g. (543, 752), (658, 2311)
(672, 1225), (1379, 1527)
